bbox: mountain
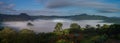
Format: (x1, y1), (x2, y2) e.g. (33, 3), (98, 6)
(0, 13), (31, 21)
(0, 13), (120, 24)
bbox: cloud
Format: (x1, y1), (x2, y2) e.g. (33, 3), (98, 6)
(0, 1), (15, 13)
(98, 8), (120, 13)
(37, 0), (120, 13)
(0, 1), (4, 5)
(45, 0), (71, 8)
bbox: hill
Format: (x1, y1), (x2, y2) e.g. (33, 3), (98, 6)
(0, 13), (120, 24)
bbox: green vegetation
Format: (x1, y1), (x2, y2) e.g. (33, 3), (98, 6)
(0, 23), (120, 43)
(54, 22), (63, 35)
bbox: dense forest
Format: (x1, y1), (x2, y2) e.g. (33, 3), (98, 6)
(0, 22), (120, 43)
(1, 13), (120, 24)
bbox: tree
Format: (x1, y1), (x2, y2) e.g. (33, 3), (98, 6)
(37, 32), (57, 43)
(98, 24), (109, 35)
(106, 24), (120, 39)
(54, 22), (63, 32)
(101, 24), (109, 29)
(56, 39), (70, 43)
(27, 22), (34, 29)
(17, 29), (36, 43)
(85, 24), (92, 29)
(63, 29), (69, 35)
(96, 24), (101, 29)
(0, 22), (3, 31)
(0, 27), (17, 43)
(69, 23), (82, 43)
(93, 35), (108, 43)
(27, 22), (34, 26)
(70, 23), (81, 29)
(69, 23), (81, 33)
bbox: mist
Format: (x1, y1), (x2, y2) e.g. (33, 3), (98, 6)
(2, 19), (112, 33)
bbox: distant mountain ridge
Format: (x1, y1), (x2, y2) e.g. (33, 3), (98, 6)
(0, 13), (120, 24)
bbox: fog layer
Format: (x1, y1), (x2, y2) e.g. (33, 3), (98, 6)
(2, 19), (112, 32)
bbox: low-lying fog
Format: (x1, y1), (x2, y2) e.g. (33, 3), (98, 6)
(2, 19), (113, 33)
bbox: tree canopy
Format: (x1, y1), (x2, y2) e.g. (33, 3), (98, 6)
(0, 23), (120, 43)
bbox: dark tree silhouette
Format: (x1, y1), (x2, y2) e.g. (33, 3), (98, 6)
(54, 22), (63, 32)
(96, 24), (101, 29)
(27, 22), (34, 26)
(70, 23), (81, 29)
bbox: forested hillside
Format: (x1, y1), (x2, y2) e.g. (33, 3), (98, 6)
(0, 23), (120, 43)
(0, 13), (120, 23)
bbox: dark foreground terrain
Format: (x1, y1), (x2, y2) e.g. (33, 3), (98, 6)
(0, 22), (120, 43)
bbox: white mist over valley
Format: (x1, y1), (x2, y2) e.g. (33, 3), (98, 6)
(2, 19), (113, 33)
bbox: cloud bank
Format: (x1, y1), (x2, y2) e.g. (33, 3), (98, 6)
(0, 0), (120, 17)
(0, 1), (15, 13)
(38, 0), (120, 13)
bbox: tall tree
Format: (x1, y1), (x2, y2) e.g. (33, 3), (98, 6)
(69, 23), (81, 34)
(102, 24), (109, 29)
(96, 24), (101, 29)
(70, 23), (81, 29)
(54, 22), (63, 32)
(85, 25), (91, 29)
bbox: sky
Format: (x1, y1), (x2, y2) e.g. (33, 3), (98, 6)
(0, 0), (120, 17)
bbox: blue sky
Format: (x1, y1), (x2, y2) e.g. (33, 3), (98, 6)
(0, 0), (120, 17)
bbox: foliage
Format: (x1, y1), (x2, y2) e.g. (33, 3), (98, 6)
(0, 27), (17, 43)
(56, 39), (70, 43)
(17, 29), (36, 43)
(54, 22), (63, 35)
(0, 23), (120, 43)
(0, 22), (3, 31)
(37, 32), (58, 43)
(69, 23), (82, 34)
(106, 24), (120, 39)
(27, 22), (34, 26)
(70, 23), (81, 29)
